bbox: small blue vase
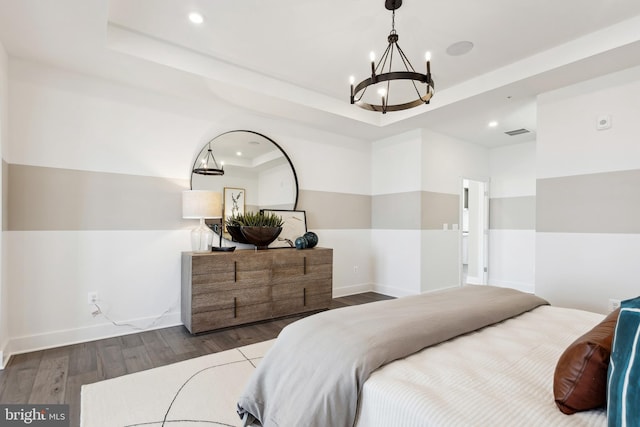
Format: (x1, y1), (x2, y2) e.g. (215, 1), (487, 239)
(295, 236), (309, 249)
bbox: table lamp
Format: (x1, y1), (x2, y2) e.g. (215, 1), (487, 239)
(182, 190), (222, 252)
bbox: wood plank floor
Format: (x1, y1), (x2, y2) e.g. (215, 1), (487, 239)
(0, 292), (393, 426)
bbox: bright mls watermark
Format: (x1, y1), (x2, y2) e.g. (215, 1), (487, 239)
(0, 405), (69, 427)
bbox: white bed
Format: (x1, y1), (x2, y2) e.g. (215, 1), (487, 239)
(355, 305), (607, 427)
(239, 287), (610, 427)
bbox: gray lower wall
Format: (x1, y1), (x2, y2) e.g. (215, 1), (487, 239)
(298, 189), (371, 230)
(537, 168), (640, 234)
(489, 196), (536, 230)
(7, 164), (374, 232)
(372, 191), (459, 230)
(10, 164), (526, 233)
(8, 163), (190, 231)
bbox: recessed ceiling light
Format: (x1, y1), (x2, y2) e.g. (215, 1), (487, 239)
(446, 41), (474, 56)
(188, 12), (204, 24)
(488, 121), (498, 128)
(236, 151), (243, 156)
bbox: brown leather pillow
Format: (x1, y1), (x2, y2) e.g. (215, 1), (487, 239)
(553, 308), (620, 414)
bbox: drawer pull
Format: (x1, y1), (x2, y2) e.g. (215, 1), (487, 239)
(234, 261), (237, 282)
(233, 297), (237, 318)
(303, 288), (306, 306)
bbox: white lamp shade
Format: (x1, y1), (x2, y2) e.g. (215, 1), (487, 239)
(182, 190), (222, 219)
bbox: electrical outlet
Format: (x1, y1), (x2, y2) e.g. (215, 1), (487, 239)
(608, 298), (621, 313)
(88, 292), (98, 305)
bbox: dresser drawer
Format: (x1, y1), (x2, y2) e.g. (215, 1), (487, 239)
(272, 277), (331, 317)
(272, 291), (332, 317)
(190, 301), (273, 333)
(191, 286), (271, 313)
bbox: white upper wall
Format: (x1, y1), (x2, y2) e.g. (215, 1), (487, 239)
(8, 59), (372, 196)
(371, 129), (422, 195)
(489, 141), (536, 198)
(537, 65), (640, 179)
(421, 128), (490, 195)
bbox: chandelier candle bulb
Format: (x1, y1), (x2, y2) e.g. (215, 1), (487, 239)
(378, 88), (387, 113)
(426, 51), (431, 74)
(370, 51), (376, 75)
(349, 76), (355, 100)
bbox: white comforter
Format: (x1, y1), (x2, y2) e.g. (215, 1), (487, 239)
(355, 305), (607, 427)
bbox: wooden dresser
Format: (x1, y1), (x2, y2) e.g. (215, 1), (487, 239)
(181, 247), (333, 334)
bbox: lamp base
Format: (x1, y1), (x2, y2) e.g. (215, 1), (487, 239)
(191, 218), (214, 252)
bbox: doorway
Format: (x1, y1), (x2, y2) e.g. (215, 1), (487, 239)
(461, 178), (489, 285)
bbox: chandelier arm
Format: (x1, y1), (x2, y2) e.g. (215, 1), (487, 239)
(394, 44), (426, 101)
(395, 43), (416, 72)
(376, 43), (393, 75)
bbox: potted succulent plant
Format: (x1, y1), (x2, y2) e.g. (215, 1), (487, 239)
(226, 212), (284, 250)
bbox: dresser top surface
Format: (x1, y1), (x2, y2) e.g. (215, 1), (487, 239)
(183, 247), (332, 257)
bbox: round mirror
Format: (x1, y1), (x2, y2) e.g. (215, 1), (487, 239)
(190, 130), (299, 213)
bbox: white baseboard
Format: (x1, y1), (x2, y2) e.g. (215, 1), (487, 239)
(4, 312), (182, 364)
(333, 283), (375, 298)
(489, 279), (535, 294)
(466, 275), (483, 285)
(372, 284), (417, 298)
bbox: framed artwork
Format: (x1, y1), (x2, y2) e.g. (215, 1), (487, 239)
(262, 209), (307, 248)
(223, 187), (246, 237)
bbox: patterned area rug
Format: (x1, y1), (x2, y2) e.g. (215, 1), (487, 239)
(80, 340), (274, 427)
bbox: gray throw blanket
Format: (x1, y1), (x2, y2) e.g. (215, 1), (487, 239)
(237, 285), (548, 427)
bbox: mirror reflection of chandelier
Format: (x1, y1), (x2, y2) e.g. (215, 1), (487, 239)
(349, 0), (435, 114)
(192, 141), (224, 176)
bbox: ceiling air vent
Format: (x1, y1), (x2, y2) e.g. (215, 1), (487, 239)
(504, 128), (530, 136)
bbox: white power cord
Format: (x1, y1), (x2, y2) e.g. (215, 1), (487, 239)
(91, 300), (177, 331)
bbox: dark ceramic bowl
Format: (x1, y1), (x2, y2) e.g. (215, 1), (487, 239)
(240, 226), (283, 250)
(226, 225), (250, 244)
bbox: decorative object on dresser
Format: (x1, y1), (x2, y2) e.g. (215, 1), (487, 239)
(295, 231), (319, 250)
(181, 248), (333, 334)
(261, 209), (307, 248)
(225, 212), (284, 250)
(223, 187), (245, 226)
(182, 190), (222, 252)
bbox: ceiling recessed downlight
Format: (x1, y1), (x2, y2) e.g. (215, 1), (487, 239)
(446, 41), (474, 56)
(188, 12), (204, 24)
(488, 121), (498, 127)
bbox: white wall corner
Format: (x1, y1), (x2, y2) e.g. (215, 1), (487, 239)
(489, 280), (535, 294)
(332, 283), (375, 298)
(373, 283), (418, 298)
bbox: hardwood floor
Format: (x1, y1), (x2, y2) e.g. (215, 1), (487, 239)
(0, 292), (393, 426)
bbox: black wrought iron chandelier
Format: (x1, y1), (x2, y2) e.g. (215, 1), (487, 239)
(192, 141), (224, 176)
(350, 0), (434, 114)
